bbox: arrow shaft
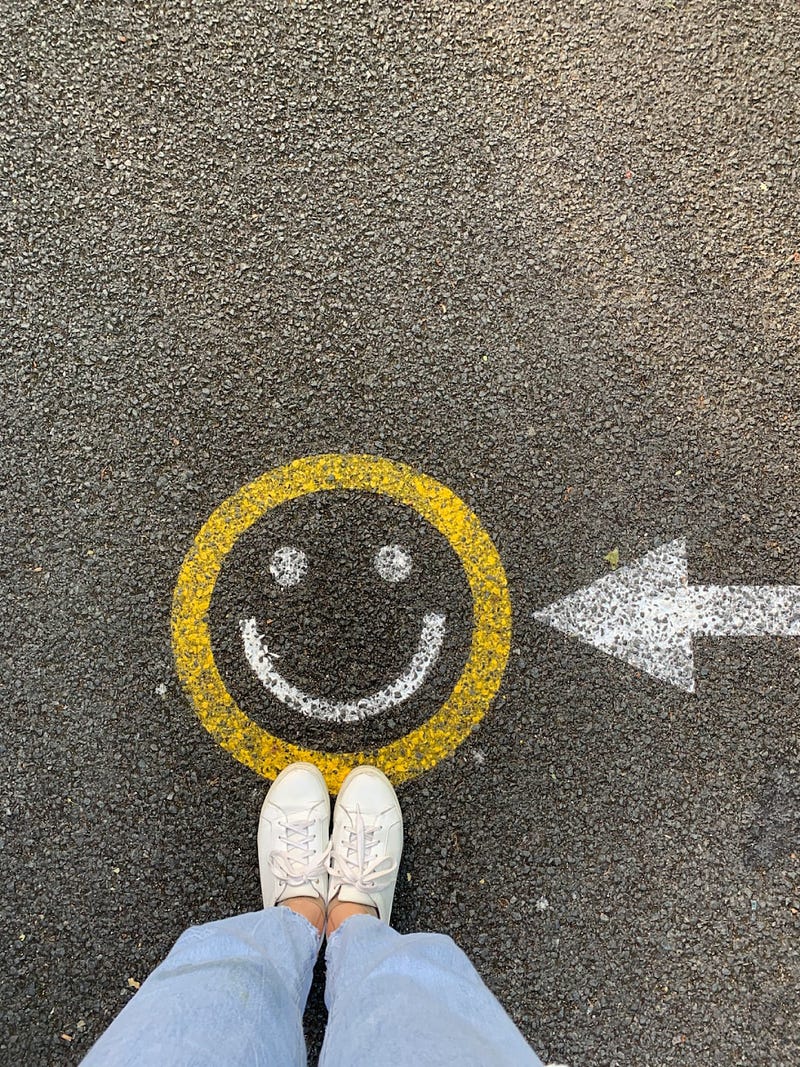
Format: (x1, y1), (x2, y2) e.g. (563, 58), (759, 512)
(685, 585), (800, 637)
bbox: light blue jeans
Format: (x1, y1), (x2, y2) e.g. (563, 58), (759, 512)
(82, 909), (544, 1066)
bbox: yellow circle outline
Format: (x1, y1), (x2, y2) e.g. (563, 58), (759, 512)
(171, 454), (512, 791)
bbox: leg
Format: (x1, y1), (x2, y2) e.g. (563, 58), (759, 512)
(321, 766), (544, 1066)
(83, 762), (333, 1067)
(81, 906), (318, 1067)
(320, 914), (544, 1067)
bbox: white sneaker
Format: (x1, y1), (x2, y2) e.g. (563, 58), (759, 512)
(258, 762), (330, 909)
(327, 766), (403, 924)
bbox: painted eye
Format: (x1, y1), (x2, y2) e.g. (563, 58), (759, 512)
(373, 544), (412, 583)
(269, 546), (308, 588)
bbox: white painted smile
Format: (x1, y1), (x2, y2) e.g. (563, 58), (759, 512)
(239, 612), (446, 723)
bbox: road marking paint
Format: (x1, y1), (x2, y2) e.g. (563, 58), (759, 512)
(373, 543), (412, 583)
(171, 454), (512, 791)
(534, 538), (800, 692)
(240, 611), (446, 723)
(269, 545), (308, 588)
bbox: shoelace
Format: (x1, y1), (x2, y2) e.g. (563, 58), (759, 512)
(328, 810), (397, 893)
(269, 817), (330, 887)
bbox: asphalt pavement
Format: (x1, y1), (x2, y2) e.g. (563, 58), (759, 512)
(2, 1), (799, 1064)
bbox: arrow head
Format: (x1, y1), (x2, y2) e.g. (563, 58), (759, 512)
(534, 539), (696, 692)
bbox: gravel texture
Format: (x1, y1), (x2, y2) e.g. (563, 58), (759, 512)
(2, 1), (799, 1064)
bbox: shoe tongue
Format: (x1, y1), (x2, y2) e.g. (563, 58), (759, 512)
(276, 872), (327, 906)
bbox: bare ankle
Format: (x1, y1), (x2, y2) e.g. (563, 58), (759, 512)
(326, 899), (379, 936)
(280, 896), (326, 936)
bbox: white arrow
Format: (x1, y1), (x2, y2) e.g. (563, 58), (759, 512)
(534, 539), (800, 692)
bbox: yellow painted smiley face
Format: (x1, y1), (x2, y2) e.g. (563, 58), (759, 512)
(171, 454), (512, 792)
